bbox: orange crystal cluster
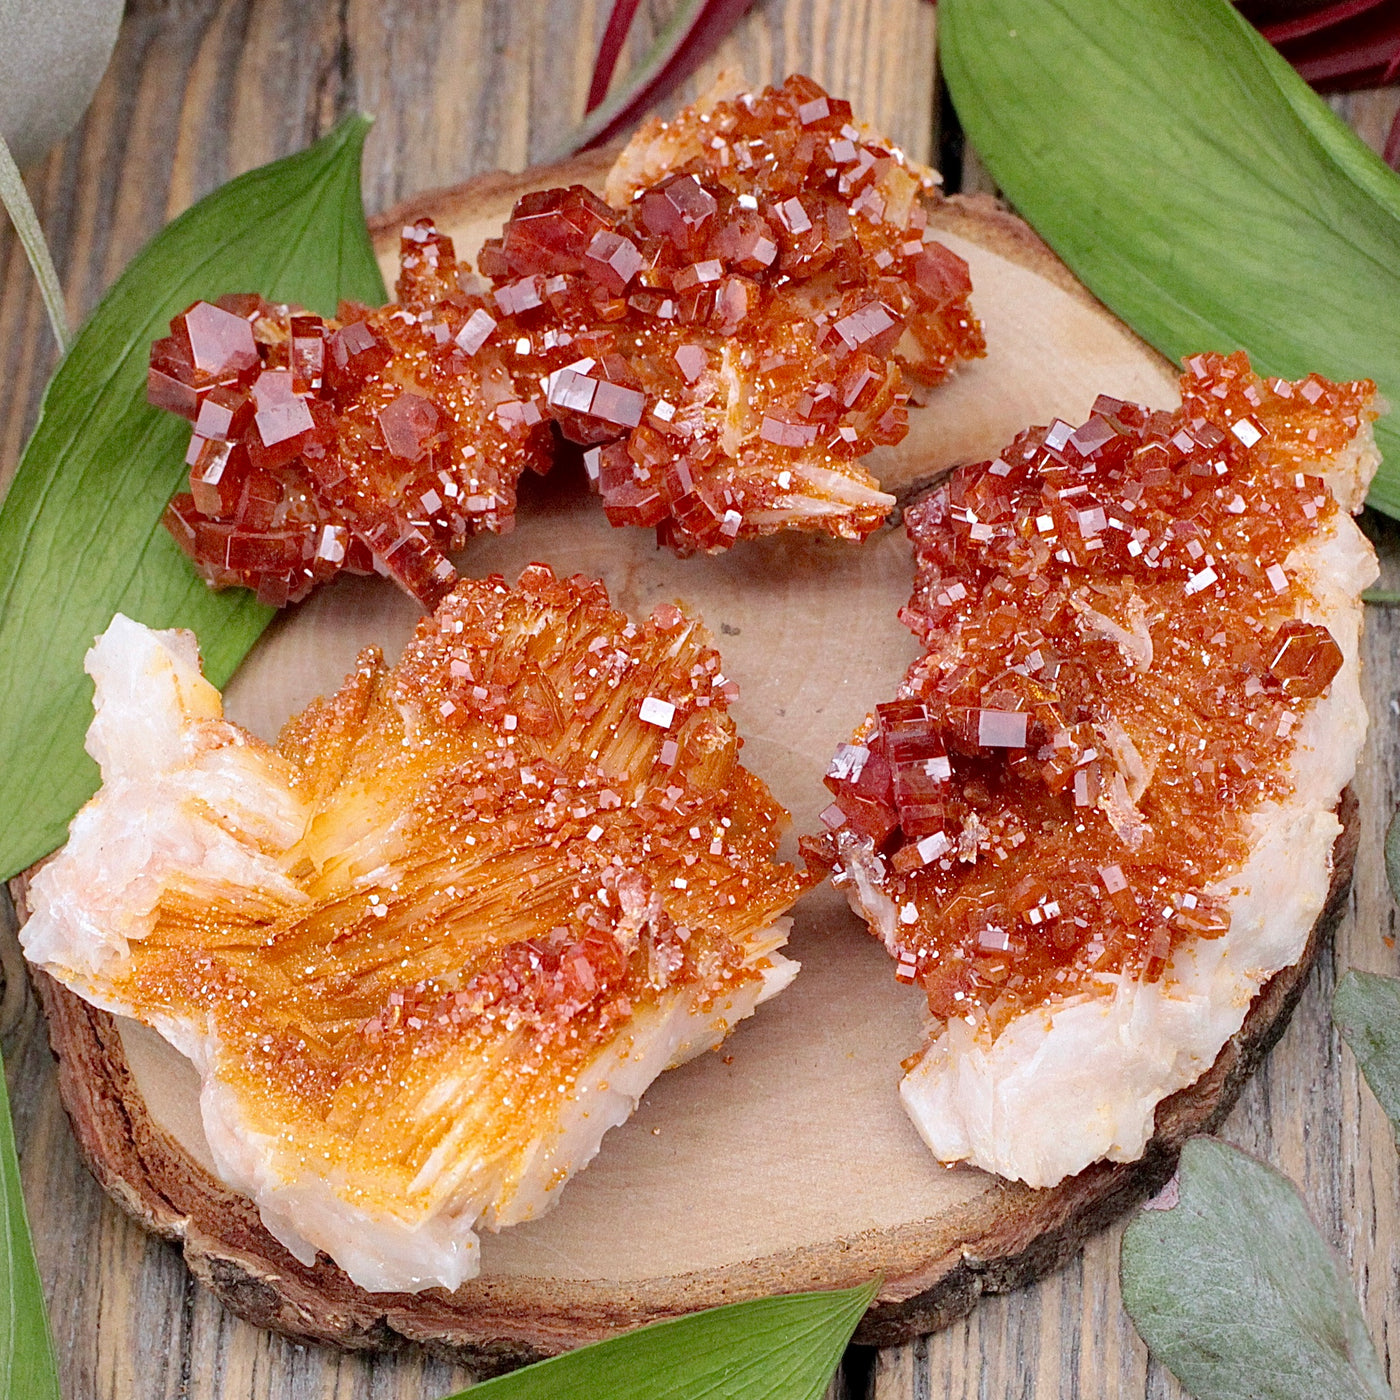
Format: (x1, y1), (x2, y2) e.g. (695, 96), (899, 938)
(807, 352), (1375, 1028)
(151, 75), (983, 608)
(119, 566), (804, 1194)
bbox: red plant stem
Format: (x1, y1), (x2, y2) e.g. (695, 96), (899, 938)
(1283, 18), (1400, 89)
(568, 0), (756, 154)
(591, 0), (1397, 167)
(587, 0), (646, 113)
(1258, 0), (1388, 45)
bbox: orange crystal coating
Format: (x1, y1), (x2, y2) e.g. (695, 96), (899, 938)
(114, 566), (805, 1201)
(152, 75), (984, 607)
(806, 352), (1376, 1029)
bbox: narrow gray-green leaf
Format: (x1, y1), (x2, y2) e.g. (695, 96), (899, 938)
(0, 114), (386, 882)
(940, 0), (1400, 515)
(1335, 970), (1400, 1139)
(444, 1278), (878, 1400)
(1121, 1137), (1391, 1400)
(0, 130), (70, 352)
(0, 1047), (60, 1400)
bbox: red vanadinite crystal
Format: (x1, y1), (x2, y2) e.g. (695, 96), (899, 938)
(807, 352), (1377, 1027)
(154, 229), (551, 608)
(151, 76), (984, 607)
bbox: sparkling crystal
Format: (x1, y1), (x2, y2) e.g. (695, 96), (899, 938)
(250, 370), (316, 468)
(153, 76), (987, 602)
(583, 229), (644, 292)
(1266, 619), (1343, 698)
(179, 301), (259, 383)
(639, 696), (677, 728)
(289, 314), (326, 393)
(455, 307), (497, 355)
(327, 319), (390, 390)
(378, 391), (441, 461)
(977, 709), (1028, 747)
(674, 344), (707, 382)
(814, 350), (1377, 1031)
(503, 185), (617, 275)
(193, 384), (253, 442)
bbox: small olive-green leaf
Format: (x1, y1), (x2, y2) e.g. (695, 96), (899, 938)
(0, 1046), (61, 1400)
(939, 0), (1400, 515)
(442, 1278), (878, 1400)
(1121, 1137), (1391, 1400)
(1335, 970), (1400, 1140)
(0, 114), (387, 882)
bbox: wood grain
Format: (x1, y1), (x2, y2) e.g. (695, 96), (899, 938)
(1, 0), (1395, 1393)
(0, 3), (935, 1397)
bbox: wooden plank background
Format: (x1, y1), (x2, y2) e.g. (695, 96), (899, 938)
(0, 2), (1396, 1396)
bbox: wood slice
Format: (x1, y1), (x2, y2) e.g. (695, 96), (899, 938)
(10, 153), (1349, 1373)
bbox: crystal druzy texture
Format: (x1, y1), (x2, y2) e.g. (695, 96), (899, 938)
(153, 256), (552, 610)
(807, 352), (1378, 1032)
(151, 75), (984, 608)
(23, 565), (804, 1289)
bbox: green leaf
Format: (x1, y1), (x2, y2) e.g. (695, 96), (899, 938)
(939, 0), (1400, 513)
(0, 114), (386, 882)
(1334, 970), (1400, 1139)
(0, 131), (70, 353)
(1121, 1137), (1392, 1400)
(0, 1047), (61, 1400)
(443, 1278), (877, 1400)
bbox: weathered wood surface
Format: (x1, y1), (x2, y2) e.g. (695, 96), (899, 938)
(0, 0), (1396, 1394)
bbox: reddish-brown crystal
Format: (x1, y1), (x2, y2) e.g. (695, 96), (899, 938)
(152, 75), (984, 606)
(809, 352), (1376, 1030)
(152, 221), (551, 608)
(178, 300), (259, 385)
(1265, 619), (1344, 698)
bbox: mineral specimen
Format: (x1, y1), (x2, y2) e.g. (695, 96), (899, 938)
(152, 75), (983, 607)
(157, 236), (551, 609)
(807, 352), (1380, 1185)
(494, 73), (984, 554)
(22, 565), (805, 1290)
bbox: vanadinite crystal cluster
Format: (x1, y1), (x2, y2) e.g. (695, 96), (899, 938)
(150, 75), (984, 608)
(807, 352), (1377, 1030)
(22, 566), (804, 1288)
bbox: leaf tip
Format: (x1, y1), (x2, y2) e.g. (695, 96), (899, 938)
(320, 110), (376, 163)
(1141, 1172), (1180, 1212)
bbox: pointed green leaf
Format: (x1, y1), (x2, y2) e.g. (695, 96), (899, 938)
(1335, 970), (1400, 1139)
(1121, 1137), (1392, 1400)
(442, 1278), (877, 1400)
(0, 114), (387, 882)
(939, 0), (1400, 513)
(0, 1047), (60, 1400)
